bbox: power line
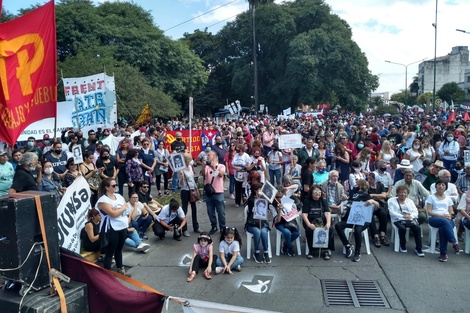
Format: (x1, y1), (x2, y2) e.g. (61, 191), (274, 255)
(206, 14), (239, 29)
(164, 0), (241, 32)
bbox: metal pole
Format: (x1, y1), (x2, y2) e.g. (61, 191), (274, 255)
(251, 4), (259, 115)
(432, 0), (438, 112)
(385, 59), (425, 106)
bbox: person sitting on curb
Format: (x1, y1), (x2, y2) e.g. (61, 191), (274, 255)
(152, 198), (187, 241)
(137, 182), (163, 214)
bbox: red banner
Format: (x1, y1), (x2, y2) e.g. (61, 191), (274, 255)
(165, 130), (202, 159)
(0, 1), (57, 146)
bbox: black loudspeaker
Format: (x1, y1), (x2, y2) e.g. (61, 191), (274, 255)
(0, 192), (60, 292)
(0, 281), (88, 313)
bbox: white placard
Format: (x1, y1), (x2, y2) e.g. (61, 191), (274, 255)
(73, 145), (83, 164)
(313, 228), (329, 248)
(56, 176), (92, 253)
(346, 201), (373, 226)
(278, 134), (303, 149)
(169, 153), (186, 172)
(253, 199), (268, 220)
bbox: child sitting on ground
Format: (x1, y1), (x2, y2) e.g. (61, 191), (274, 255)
(215, 227), (244, 274)
(187, 232), (217, 282)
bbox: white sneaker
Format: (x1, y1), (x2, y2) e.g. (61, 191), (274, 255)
(136, 242), (146, 252)
(215, 267), (224, 274)
(230, 194), (235, 199)
(235, 265), (241, 272)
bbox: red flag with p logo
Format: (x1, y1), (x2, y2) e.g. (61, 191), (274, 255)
(0, 1), (57, 146)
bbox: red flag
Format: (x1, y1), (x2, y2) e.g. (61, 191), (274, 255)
(0, 1), (57, 146)
(446, 111), (455, 125)
(464, 112), (470, 121)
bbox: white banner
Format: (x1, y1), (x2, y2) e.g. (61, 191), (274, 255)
(18, 101), (73, 141)
(56, 176), (92, 253)
(346, 201), (373, 226)
(177, 298), (280, 313)
(63, 73), (117, 134)
(278, 133), (303, 149)
(283, 107), (291, 115)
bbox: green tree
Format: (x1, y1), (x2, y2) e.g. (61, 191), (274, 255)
(416, 92), (433, 105)
(374, 105), (398, 115)
(210, 0), (377, 113)
(437, 82), (466, 104)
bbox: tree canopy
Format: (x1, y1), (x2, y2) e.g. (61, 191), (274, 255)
(437, 82), (466, 105)
(184, 0), (378, 114)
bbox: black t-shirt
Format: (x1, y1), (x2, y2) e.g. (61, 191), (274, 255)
(368, 182), (386, 205)
(300, 169), (313, 200)
(387, 133), (403, 148)
(302, 197), (330, 223)
(10, 166), (39, 192)
(170, 140), (186, 153)
(43, 151), (68, 174)
(138, 191), (152, 204)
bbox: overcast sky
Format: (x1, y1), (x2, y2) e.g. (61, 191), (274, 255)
(3, 0), (470, 96)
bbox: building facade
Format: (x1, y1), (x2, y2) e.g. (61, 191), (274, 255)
(418, 46), (469, 96)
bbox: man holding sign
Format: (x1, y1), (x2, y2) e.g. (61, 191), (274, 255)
(335, 179), (380, 262)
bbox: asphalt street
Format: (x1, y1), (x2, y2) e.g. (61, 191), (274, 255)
(120, 183), (468, 313)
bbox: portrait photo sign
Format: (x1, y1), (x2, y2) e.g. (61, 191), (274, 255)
(260, 181), (277, 203)
(346, 201), (373, 226)
(169, 153), (186, 172)
(253, 199), (268, 220)
(313, 228), (329, 248)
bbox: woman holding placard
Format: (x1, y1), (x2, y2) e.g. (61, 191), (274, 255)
(245, 182), (271, 264)
(302, 185), (334, 260)
(273, 187), (300, 257)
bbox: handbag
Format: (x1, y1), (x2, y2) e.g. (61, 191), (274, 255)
(204, 168), (216, 197)
(99, 216), (109, 250)
(284, 219), (299, 233)
(184, 172), (200, 202)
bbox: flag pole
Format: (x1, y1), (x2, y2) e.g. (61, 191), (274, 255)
(74, 95), (80, 131)
(189, 97), (193, 156)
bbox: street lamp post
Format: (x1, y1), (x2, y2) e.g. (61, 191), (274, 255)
(385, 58), (426, 105)
(456, 29), (470, 35)
(432, 0), (438, 112)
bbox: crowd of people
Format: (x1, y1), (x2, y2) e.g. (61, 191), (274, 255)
(2, 110), (470, 278)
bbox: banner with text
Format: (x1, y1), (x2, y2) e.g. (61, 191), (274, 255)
(56, 176), (91, 254)
(0, 1), (57, 146)
(165, 130), (202, 159)
(63, 72), (117, 135)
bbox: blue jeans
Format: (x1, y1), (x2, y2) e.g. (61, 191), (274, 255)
(205, 193), (226, 230)
(130, 214), (153, 235)
(247, 224), (269, 252)
(216, 254), (244, 270)
(124, 230), (142, 248)
(269, 168), (282, 186)
(442, 159), (456, 171)
(171, 171), (179, 192)
(275, 222), (300, 250)
(429, 217), (457, 253)
(229, 174), (235, 194)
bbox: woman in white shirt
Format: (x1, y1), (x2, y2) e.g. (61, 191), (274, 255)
(403, 138), (425, 173)
(421, 138), (435, 163)
(97, 178), (131, 276)
(179, 153), (201, 234)
(438, 131), (460, 170)
(388, 185), (423, 256)
(378, 140), (395, 162)
(231, 144), (251, 207)
(426, 178), (460, 262)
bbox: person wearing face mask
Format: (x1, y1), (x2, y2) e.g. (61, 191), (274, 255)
(9, 152), (42, 194)
(211, 136), (227, 165)
(96, 149), (118, 181)
(374, 160), (394, 194)
(455, 165), (470, 195)
(0, 150), (14, 196)
(450, 161), (464, 183)
(438, 131), (459, 170)
(352, 140), (365, 160)
(313, 160), (329, 185)
(40, 161), (65, 202)
(25, 136), (43, 160)
(138, 138), (157, 192)
(43, 142), (68, 180)
(348, 161), (366, 196)
(179, 153), (201, 235)
(403, 138), (425, 173)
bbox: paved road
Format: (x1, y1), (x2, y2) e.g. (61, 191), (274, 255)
(121, 186), (468, 313)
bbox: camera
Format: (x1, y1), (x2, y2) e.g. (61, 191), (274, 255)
(206, 161), (211, 166)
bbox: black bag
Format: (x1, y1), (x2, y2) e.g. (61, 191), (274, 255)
(204, 175), (216, 197)
(99, 217), (109, 250)
(284, 219), (299, 233)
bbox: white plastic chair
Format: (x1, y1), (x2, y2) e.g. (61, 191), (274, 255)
(244, 206), (272, 259)
(391, 223), (410, 252)
(342, 227), (371, 255)
(275, 211), (302, 256)
(427, 224), (458, 254)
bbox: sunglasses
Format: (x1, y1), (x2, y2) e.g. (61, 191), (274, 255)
(141, 186), (149, 189)
(110, 184), (117, 188)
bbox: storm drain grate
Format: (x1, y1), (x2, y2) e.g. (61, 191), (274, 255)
(321, 279), (389, 308)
